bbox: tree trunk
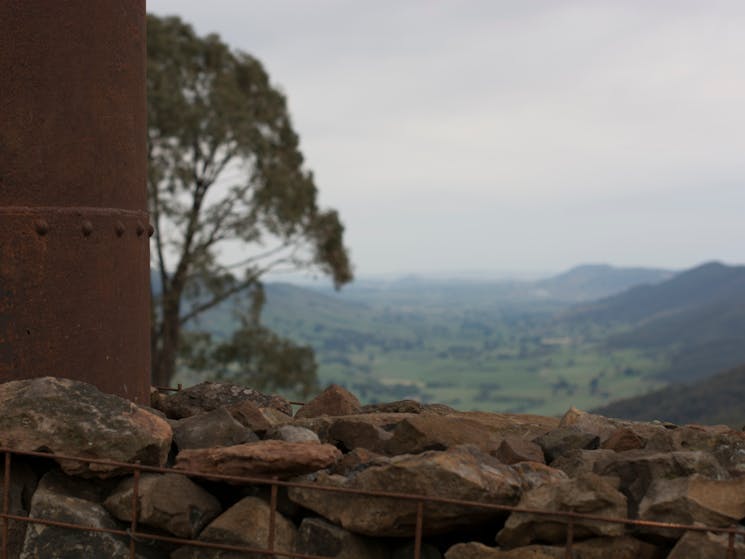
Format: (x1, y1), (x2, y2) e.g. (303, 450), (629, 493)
(151, 295), (182, 388)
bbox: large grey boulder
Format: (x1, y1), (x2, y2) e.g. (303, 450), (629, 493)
(20, 470), (151, 559)
(0, 377), (172, 477)
(104, 473), (222, 538)
(496, 474), (626, 547)
(156, 382), (292, 419)
(288, 446), (523, 537)
(172, 407), (258, 450)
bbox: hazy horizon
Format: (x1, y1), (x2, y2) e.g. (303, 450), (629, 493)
(148, 1), (745, 277)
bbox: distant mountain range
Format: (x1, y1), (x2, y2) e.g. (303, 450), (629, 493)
(535, 264), (673, 302)
(565, 262), (745, 382)
(593, 362), (745, 427)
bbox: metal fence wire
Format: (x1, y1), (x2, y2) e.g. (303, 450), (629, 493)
(1, 447), (744, 559)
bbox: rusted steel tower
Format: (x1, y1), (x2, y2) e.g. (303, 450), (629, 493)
(0, 1), (150, 402)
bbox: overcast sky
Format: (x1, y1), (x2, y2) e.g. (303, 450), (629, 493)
(148, 0), (745, 277)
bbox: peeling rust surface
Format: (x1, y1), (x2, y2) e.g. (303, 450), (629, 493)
(0, 1), (149, 403)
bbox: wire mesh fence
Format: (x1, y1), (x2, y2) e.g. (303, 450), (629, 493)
(1, 446), (744, 559)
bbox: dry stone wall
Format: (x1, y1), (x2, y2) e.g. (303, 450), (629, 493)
(1, 377), (744, 558)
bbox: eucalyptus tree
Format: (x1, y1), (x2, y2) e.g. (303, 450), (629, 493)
(147, 15), (352, 391)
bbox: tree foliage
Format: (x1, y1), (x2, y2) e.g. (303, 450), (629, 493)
(147, 15), (352, 390)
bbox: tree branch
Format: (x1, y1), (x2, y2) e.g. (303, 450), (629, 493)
(178, 256), (291, 325)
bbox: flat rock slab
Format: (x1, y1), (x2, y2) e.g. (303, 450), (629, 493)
(0, 377), (171, 477)
(175, 440), (341, 479)
(288, 446), (524, 537)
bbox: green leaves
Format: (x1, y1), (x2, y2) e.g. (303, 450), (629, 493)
(147, 14), (352, 388)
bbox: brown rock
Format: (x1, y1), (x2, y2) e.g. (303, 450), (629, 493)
(510, 461), (568, 491)
(660, 424), (745, 476)
(494, 436), (545, 464)
(384, 415), (504, 455)
(445, 542), (557, 558)
(295, 384), (361, 419)
(172, 496), (297, 559)
(328, 418), (393, 453)
(601, 427), (644, 452)
(559, 407), (665, 445)
(567, 537), (662, 559)
(0, 377), (172, 477)
(594, 449), (728, 516)
(360, 399), (424, 414)
(265, 425), (321, 443)
(328, 448), (390, 477)
(223, 399), (292, 435)
(172, 407), (259, 450)
(295, 517), (389, 559)
(453, 411), (559, 439)
(175, 440), (341, 479)
(104, 473), (222, 538)
(549, 449), (616, 478)
(638, 475), (745, 538)
(157, 381), (292, 419)
(288, 446), (523, 537)
(293, 412), (420, 443)
(445, 538), (661, 559)
(667, 530), (745, 559)
(496, 473), (626, 547)
(533, 427), (599, 462)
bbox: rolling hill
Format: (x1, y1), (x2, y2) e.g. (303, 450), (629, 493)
(535, 264), (672, 302)
(592, 362), (745, 427)
(564, 262), (745, 382)
(567, 261), (745, 324)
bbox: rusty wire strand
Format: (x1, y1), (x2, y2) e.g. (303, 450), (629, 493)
(1, 444), (744, 558)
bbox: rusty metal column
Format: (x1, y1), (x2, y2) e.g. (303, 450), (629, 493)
(0, 1), (150, 403)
